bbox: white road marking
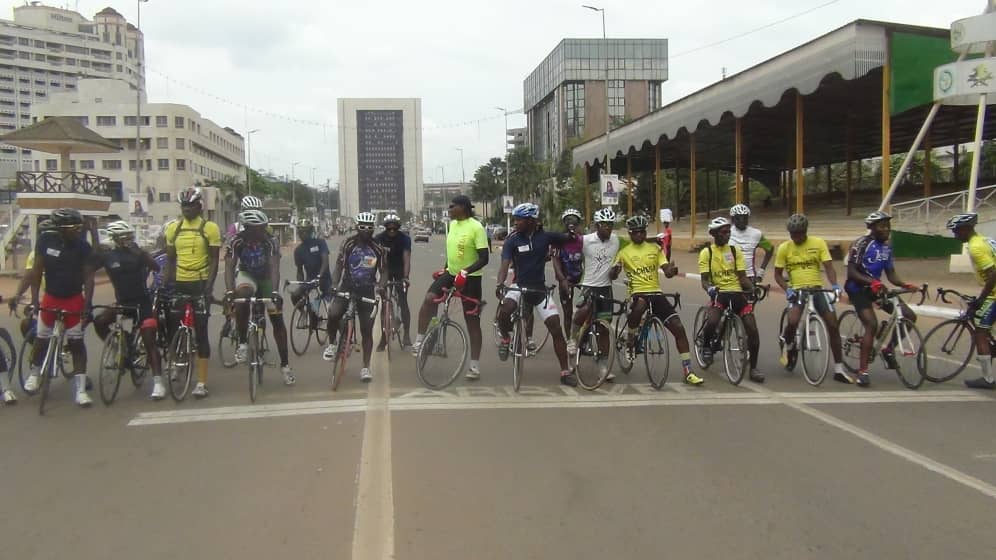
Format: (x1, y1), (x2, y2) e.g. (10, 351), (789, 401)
(744, 383), (996, 500)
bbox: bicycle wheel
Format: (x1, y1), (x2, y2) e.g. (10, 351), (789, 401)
(575, 319), (615, 390)
(331, 322), (353, 391)
(98, 330), (125, 405)
(837, 310), (864, 374)
(643, 317), (671, 389)
(129, 330), (149, 388)
(800, 314), (831, 386)
(38, 335), (60, 415)
(691, 306), (709, 369)
(920, 319), (975, 383)
(416, 320), (468, 390)
(18, 335), (37, 395)
(511, 317), (525, 392)
(166, 328), (193, 402)
(218, 316), (239, 369)
(722, 315), (749, 386)
(0, 327), (16, 389)
(614, 313), (634, 375)
(248, 327), (260, 403)
(491, 305), (503, 349)
(382, 299), (393, 362)
(532, 311), (551, 355)
(894, 318), (925, 390)
(289, 303), (311, 356)
(315, 297), (330, 346)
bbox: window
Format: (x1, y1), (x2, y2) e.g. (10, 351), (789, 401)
(128, 160), (136, 171)
(174, 116), (184, 128)
(156, 137), (168, 149)
(124, 115), (136, 126)
(648, 81), (661, 112)
(157, 159), (169, 170)
(102, 160), (121, 170)
(45, 159), (57, 171)
(175, 138), (185, 150)
(176, 159), (186, 171)
(96, 115), (115, 126)
(608, 79), (625, 122)
(159, 192), (171, 202)
(155, 115), (167, 127)
(565, 82), (585, 138)
(80, 160), (95, 170)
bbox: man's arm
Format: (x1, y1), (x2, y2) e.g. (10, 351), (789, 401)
(206, 246), (220, 294)
(465, 248), (489, 275)
(224, 250), (236, 293)
(976, 268), (996, 306)
(402, 249), (411, 282)
(737, 271), (753, 293)
(823, 261), (838, 287)
(496, 258), (511, 292)
(757, 237), (775, 275)
(885, 266), (909, 287)
(774, 267), (789, 293)
(82, 262), (96, 313)
(700, 272), (712, 293)
(165, 245), (177, 287)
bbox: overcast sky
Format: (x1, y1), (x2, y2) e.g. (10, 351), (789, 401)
(2, 0), (988, 187)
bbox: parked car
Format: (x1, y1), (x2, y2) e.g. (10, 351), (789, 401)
(413, 228), (430, 243)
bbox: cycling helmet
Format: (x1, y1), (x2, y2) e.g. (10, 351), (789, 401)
(593, 207), (617, 223)
(511, 203), (540, 219)
(383, 214), (401, 225)
(38, 218), (56, 232)
(355, 212), (376, 225)
(297, 218), (314, 229)
(241, 195), (263, 210)
(239, 209), (269, 226)
(178, 186), (203, 205)
(729, 204), (751, 217)
(864, 211), (892, 228)
(561, 208), (582, 222)
(625, 215), (649, 230)
(786, 213), (809, 233)
(708, 217), (732, 233)
(51, 207), (83, 227)
(946, 213), (978, 230)
(106, 220), (135, 238)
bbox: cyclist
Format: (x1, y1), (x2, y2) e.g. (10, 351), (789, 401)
(774, 214), (851, 384)
(698, 217), (763, 383)
(163, 187), (222, 399)
(87, 221), (166, 400)
(568, 207), (622, 382)
(11, 208), (94, 406)
(414, 195), (489, 379)
(324, 212), (386, 382)
(612, 214), (704, 386)
(227, 195), (265, 239)
(552, 208), (584, 340)
(226, 209), (294, 386)
(291, 218), (331, 322)
(946, 213), (996, 389)
(495, 203), (576, 386)
(374, 213), (412, 350)
(844, 211), (919, 386)
(729, 204), (774, 282)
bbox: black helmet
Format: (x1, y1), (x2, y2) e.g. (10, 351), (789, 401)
(786, 213), (809, 233)
(51, 208), (83, 227)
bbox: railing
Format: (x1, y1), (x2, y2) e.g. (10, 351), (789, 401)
(892, 185), (996, 234)
(16, 171), (110, 196)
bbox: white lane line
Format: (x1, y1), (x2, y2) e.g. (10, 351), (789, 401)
(351, 326), (394, 560)
(744, 383), (996, 500)
(127, 399), (368, 426)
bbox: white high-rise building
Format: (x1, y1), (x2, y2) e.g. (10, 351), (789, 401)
(0, 3), (145, 181)
(337, 98), (423, 219)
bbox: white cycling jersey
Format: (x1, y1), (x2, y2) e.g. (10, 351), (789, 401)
(580, 232), (621, 287)
(729, 226), (772, 276)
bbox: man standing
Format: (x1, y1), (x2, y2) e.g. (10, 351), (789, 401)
(729, 204), (774, 282)
(946, 213), (996, 389)
(374, 213), (412, 350)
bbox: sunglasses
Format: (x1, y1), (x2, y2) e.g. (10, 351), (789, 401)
(629, 229), (646, 234)
(385, 226), (399, 231)
(357, 224), (375, 231)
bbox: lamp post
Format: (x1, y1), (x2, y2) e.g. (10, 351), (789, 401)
(135, 0), (149, 194)
(455, 147), (466, 183)
(496, 106), (511, 230)
(582, 4), (611, 176)
(291, 161), (300, 210)
(245, 128), (259, 195)
(437, 165), (445, 184)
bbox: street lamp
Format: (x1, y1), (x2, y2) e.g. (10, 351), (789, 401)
(455, 147), (466, 183)
(245, 128), (260, 195)
(291, 161), (300, 210)
(582, 4), (611, 175)
(496, 106), (511, 230)
(437, 165), (445, 184)
(135, 0), (149, 194)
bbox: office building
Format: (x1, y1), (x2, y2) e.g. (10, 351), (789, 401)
(337, 98), (423, 218)
(523, 38), (668, 161)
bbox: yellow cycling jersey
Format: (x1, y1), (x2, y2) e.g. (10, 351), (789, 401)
(775, 236), (831, 289)
(967, 234), (996, 299)
(164, 217), (222, 282)
(698, 243), (746, 292)
(614, 241), (667, 295)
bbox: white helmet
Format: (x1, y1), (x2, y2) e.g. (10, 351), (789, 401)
(239, 209), (269, 226)
(178, 186), (203, 205)
(730, 204), (751, 216)
(708, 217), (732, 232)
(383, 213), (401, 225)
(593, 207), (616, 223)
(106, 220), (134, 238)
(561, 208), (582, 222)
(241, 195), (263, 210)
(355, 212), (376, 225)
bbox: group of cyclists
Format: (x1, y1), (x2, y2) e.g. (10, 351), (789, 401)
(5, 185), (996, 409)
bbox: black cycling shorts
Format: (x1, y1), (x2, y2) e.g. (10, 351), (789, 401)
(428, 273), (482, 316)
(632, 292), (679, 323)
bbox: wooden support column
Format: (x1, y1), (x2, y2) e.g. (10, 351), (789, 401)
(953, 143), (961, 187)
(846, 118), (854, 216)
(584, 162), (591, 222)
(735, 118), (743, 203)
(654, 143), (662, 236)
(881, 48), (892, 200)
(690, 134), (697, 241)
(924, 133), (933, 198)
(626, 154), (633, 216)
(795, 92), (805, 214)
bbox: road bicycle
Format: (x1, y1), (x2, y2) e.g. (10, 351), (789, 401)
(778, 288), (838, 386)
(93, 304), (153, 405)
(284, 279), (329, 356)
(416, 285), (484, 390)
(230, 295), (280, 402)
(571, 288), (626, 390)
(328, 290), (378, 391)
(613, 292), (681, 390)
(692, 285), (768, 385)
(919, 287), (996, 383)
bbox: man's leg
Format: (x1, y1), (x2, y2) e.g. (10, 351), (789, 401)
(779, 304), (804, 369)
(92, 308), (116, 341)
(559, 287), (573, 340)
(856, 307), (878, 373)
(323, 298), (348, 360)
(741, 312), (762, 379)
(397, 283), (412, 346)
(966, 300), (996, 388)
(359, 311), (375, 371)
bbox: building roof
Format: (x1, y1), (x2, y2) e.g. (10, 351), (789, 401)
(96, 7), (123, 17)
(0, 116), (121, 154)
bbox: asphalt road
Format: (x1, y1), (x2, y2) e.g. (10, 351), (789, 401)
(2, 233), (996, 559)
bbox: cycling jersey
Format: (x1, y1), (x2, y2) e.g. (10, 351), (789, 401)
(35, 233), (91, 298)
(164, 217), (222, 282)
(293, 238), (330, 280)
(615, 241), (667, 295)
(374, 231), (411, 277)
(502, 230), (570, 288)
(729, 226), (773, 276)
(579, 232), (621, 288)
(775, 236), (831, 289)
(226, 231), (278, 278)
(445, 218), (488, 277)
(555, 235), (584, 283)
(337, 236), (384, 289)
(844, 235), (893, 294)
(698, 243), (745, 292)
(91, 245), (150, 302)
(967, 234), (996, 300)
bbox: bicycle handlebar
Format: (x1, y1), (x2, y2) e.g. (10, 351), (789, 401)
(881, 283), (927, 306)
(430, 287), (485, 316)
(332, 291), (377, 305)
(91, 304), (142, 314)
(790, 288), (839, 305)
(937, 287), (975, 305)
(283, 279), (319, 292)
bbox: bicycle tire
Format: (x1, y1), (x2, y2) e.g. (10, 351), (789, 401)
(218, 316), (239, 369)
(532, 315), (551, 355)
(692, 306), (709, 369)
(166, 328), (194, 402)
(575, 319), (614, 390)
(921, 318), (975, 383)
(491, 305), (503, 349)
(0, 327), (16, 389)
(894, 318), (925, 390)
(331, 321), (352, 391)
(512, 316), (525, 392)
(38, 334), (60, 415)
(722, 314), (749, 386)
(800, 314), (830, 386)
(837, 310), (864, 374)
(315, 297), (330, 346)
(643, 317), (670, 389)
(416, 320), (468, 390)
(129, 329), (149, 388)
(289, 302), (312, 356)
(248, 327), (260, 403)
(98, 330), (125, 406)
(614, 313), (635, 375)
(17, 336), (36, 395)
(383, 300), (393, 362)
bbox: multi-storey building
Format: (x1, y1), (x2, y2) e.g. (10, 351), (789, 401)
(523, 38), (668, 161)
(0, 3), (144, 181)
